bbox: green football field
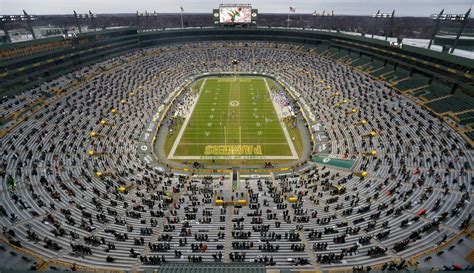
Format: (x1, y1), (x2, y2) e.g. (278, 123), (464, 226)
(167, 76), (298, 160)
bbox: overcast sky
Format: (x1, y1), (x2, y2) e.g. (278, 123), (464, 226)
(1, 0), (472, 16)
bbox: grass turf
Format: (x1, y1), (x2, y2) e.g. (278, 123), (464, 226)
(169, 76), (295, 159)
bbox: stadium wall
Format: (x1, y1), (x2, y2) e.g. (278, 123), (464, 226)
(434, 36), (474, 51)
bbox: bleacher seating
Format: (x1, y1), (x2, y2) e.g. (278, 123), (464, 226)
(414, 81), (452, 101)
(456, 112), (474, 125)
(394, 75), (429, 91)
(0, 40), (472, 272)
(425, 91), (474, 114)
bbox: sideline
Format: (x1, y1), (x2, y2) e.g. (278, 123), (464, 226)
(264, 78), (298, 159)
(167, 79), (207, 159)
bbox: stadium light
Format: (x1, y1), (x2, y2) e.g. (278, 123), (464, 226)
(73, 10), (97, 33)
(136, 11), (144, 29)
(428, 9), (444, 49)
(312, 10), (335, 31)
(180, 6), (184, 29)
(0, 14), (38, 22)
(23, 10), (37, 39)
(370, 10), (395, 41)
(430, 13), (468, 21)
(372, 12), (394, 18)
(0, 18), (12, 42)
(152, 10), (158, 24)
(74, 11), (97, 19)
(287, 6), (295, 28)
(136, 10), (158, 30)
(450, 8), (471, 53)
(0, 11), (38, 42)
(429, 8), (471, 53)
(327, 11), (335, 31)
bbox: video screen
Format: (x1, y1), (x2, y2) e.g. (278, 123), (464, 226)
(219, 6), (252, 24)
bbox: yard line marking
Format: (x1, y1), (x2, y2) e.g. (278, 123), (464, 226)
(224, 126), (227, 146)
(264, 78), (298, 159)
(225, 79), (233, 147)
(261, 79), (268, 156)
(239, 126), (242, 147)
(168, 79), (207, 159)
(238, 78), (242, 148)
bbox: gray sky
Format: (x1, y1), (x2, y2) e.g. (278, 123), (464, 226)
(1, 0), (472, 16)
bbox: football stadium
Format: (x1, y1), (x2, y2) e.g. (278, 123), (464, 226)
(0, 1), (473, 273)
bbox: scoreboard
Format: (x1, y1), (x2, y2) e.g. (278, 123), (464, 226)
(213, 4), (258, 25)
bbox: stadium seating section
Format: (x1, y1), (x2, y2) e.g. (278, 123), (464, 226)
(0, 35), (472, 273)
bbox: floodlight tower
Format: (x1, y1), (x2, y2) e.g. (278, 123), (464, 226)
(136, 11), (140, 29)
(136, 11), (150, 30)
(23, 10), (37, 39)
(74, 10), (97, 33)
(428, 9), (444, 49)
(387, 10), (395, 40)
(0, 16), (12, 43)
(371, 10), (395, 40)
(89, 10), (97, 31)
(0, 12), (37, 42)
(312, 10), (334, 31)
(73, 11), (81, 33)
(310, 10), (326, 30)
(371, 10), (380, 38)
(143, 11), (159, 29)
(450, 8), (471, 53)
(153, 11), (158, 28)
(429, 8), (471, 53)
(320, 10), (326, 30)
(328, 11), (335, 31)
